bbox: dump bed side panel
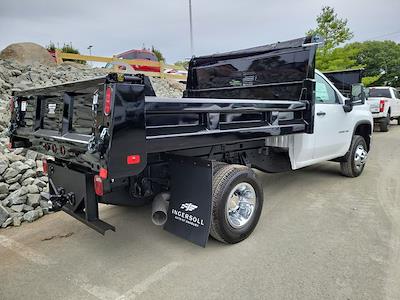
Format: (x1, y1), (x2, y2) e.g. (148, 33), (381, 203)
(186, 36), (316, 101)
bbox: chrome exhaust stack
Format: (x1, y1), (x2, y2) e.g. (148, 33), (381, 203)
(151, 192), (170, 226)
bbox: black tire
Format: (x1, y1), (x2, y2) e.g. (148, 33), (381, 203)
(380, 114), (390, 132)
(210, 164), (263, 244)
(340, 135), (368, 178)
(397, 116), (400, 125)
(212, 161), (227, 175)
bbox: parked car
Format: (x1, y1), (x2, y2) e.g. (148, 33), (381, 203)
(367, 87), (400, 131)
(10, 36), (373, 247)
(106, 49), (161, 73)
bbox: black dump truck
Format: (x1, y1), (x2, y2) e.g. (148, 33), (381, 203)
(9, 36), (372, 247)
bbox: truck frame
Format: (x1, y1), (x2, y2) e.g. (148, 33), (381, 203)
(9, 36), (372, 246)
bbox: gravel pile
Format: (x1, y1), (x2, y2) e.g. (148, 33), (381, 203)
(0, 58), (185, 229)
(0, 145), (51, 228)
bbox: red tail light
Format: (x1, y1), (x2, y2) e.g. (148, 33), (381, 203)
(7, 142), (12, 150)
(42, 159), (48, 175)
(99, 168), (108, 179)
(94, 175), (104, 196)
(9, 97), (14, 113)
(127, 154), (141, 165)
(379, 99), (385, 112)
(104, 87), (112, 116)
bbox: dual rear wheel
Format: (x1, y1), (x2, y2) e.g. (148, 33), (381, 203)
(210, 164), (264, 244)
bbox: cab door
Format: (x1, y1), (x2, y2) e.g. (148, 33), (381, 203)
(392, 88), (400, 116)
(312, 73), (353, 160)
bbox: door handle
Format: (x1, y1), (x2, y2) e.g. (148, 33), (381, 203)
(317, 111), (326, 116)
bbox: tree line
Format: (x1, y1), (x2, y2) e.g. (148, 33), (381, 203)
(308, 6), (400, 87)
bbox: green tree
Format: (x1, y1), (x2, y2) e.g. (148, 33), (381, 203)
(316, 43), (362, 71)
(151, 46), (165, 62)
(313, 40), (400, 87)
(355, 40), (400, 86)
(174, 60), (190, 70)
(307, 6), (353, 54)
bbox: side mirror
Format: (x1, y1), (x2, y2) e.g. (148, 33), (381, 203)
(343, 98), (353, 112)
(350, 83), (367, 105)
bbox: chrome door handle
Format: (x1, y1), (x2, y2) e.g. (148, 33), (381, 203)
(317, 111), (326, 116)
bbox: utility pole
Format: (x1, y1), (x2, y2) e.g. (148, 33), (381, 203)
(87, 45), (93, 56)
(189, 0), (194, 56)
(87, 45), (93, 66)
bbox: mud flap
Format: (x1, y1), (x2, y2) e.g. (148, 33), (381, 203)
(164, 155), (213, 247)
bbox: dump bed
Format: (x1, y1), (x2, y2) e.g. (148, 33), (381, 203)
(323, 69), (363, 98)
(10, 36), (318, 179)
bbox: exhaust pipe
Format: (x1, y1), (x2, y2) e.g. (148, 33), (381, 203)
(151, 192), (170, 226)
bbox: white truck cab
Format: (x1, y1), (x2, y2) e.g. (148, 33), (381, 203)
(268, 70), (373, 177)
(367, 86), (400, 132)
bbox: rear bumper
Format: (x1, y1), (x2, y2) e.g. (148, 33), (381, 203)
(48, 162), (115, 234)
(372, 113), (388, 121)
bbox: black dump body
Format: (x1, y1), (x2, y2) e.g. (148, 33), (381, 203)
(9, 36), (318, 238)
(323, 69), (363, 98)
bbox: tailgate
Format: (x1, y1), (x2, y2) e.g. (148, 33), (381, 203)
(10, 77), (107, 169)
(367, 97), (389, 113)
(10, 74), (148, 178)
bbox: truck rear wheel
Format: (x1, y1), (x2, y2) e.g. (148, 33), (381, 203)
(340, 135), (368, 178)
(210, 164), (263, 244)
(380, 114), (390, 132)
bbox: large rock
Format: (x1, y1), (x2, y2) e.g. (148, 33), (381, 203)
(23, 210), (40, 222)
(10, 204), (24, 212)
(5, 153), (25, 162)
(0, 43), (55, 66)
(1, 217), (12, 228)
(0, 159), (8, 175)
(0, 204), (9, 225)
(4, 188), (28, 205)
(22, 177), (34, 186)
(8, 182), (21, 191)
(21, 169), (36, 180)
(12, 216), (23, 227)
(9, 161), (30, 172)
(5, 174), (22, 184)
(27, 194), (40, 208)
(25, 150), (38, 161)
(0, 182), (9, 194)
(2, 167), (19, 180)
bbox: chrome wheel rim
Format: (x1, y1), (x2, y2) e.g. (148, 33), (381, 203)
(354, 144), (368, 170)
(225, 182), (257, 229)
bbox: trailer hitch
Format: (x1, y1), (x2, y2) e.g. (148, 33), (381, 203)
(46, 179), (76, 211)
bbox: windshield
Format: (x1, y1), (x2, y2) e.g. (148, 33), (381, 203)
(368, 88), (392, 98)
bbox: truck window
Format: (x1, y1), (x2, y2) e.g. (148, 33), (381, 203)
(315, 74), (339, 104)
(394, 89), (400, 99)
(368, 88), (392, 98)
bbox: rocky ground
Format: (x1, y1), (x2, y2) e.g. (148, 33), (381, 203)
(0, 58), (185, 229)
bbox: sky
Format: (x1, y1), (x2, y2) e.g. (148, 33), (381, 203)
(0, 0), (399, 64)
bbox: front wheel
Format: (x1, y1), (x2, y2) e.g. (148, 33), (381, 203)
(340, 135), (368, 178)
(210, 164), (263, 244)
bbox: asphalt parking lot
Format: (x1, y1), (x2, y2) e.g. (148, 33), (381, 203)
(1, 125), (400, 300)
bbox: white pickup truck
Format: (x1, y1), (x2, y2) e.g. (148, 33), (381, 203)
(367, 87), (400, 131)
